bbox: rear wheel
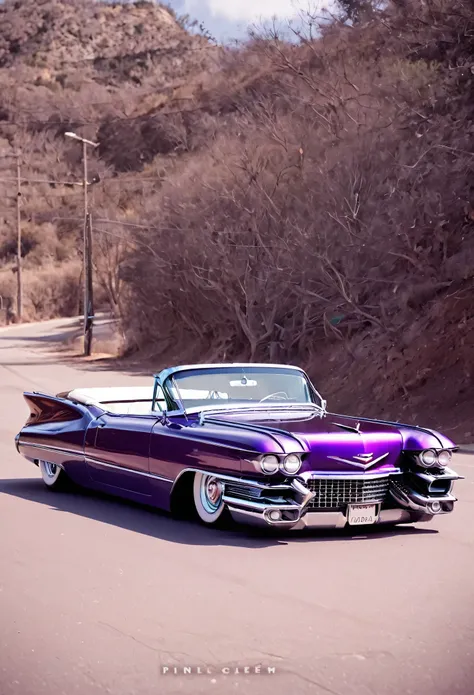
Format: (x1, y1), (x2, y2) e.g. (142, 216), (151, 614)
(39, 460), (68, 491)
(193, 472), (229, 526)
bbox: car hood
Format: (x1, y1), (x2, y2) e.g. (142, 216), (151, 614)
(207, 408), (455, 474)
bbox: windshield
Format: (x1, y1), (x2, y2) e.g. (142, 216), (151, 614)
(165, 366), (319, 411)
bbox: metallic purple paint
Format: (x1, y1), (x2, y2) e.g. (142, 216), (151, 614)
(14, 365), (461, 531)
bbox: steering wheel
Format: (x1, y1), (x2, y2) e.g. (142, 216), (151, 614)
(259, 391), (289, 403)
(207, 390), (222, 400)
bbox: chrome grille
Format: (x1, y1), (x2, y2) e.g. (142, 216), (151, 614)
(306, 477), (390, 509)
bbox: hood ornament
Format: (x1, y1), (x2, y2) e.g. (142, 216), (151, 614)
(334, 421), (361, 435)
(328, 452), (389, 470)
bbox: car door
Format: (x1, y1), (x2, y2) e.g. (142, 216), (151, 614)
(85, 413), (158, 496)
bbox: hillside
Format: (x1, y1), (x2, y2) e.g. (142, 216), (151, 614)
(1, 0), (474, 441)
(0, 0), (218, 312)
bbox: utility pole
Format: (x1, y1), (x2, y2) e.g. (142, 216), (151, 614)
(84, 212), (94, 356)
(81, 138), (90, 356)
(16, 152), (22, 321)
(65, 132), (99, 356)
(0, 149), (23, 321)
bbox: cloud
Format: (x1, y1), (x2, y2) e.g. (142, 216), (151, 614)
(183, 0), (305, 23)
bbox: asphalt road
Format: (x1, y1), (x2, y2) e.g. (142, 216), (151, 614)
(1, 318), (473, 695)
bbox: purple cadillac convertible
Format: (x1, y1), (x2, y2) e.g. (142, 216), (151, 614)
(15, 363), (461, 530)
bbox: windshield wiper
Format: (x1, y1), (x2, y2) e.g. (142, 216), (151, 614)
(197, 402), (324, 424)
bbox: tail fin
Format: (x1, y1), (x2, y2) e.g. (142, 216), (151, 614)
(23, 392), (89, 426)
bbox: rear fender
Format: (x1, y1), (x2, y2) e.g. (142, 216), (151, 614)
(17, 393), (101, 484)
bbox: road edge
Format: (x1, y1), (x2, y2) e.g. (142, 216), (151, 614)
(457, 445), (474, 455)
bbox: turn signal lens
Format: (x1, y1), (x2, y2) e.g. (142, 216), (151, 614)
(282, 454), (302, 475)
(260, 454), (280, 474)
(437, 450), (452, 468)
(419, 449), (437, 467)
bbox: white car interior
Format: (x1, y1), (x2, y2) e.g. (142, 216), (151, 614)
(65, 386), (228, 415)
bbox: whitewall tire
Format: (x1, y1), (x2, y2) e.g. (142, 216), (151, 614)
(193, 472), (227, 525)
(39, 460), (67, 490)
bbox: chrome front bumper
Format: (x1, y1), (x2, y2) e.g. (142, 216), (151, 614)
(223, 468), (461, 530)
(227, 504), (432, 530)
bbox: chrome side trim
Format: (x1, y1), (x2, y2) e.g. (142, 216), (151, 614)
(18, 440), (84, 459)
(85, 456), (173, 483)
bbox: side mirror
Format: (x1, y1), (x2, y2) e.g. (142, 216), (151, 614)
(159, 411), (181, 430)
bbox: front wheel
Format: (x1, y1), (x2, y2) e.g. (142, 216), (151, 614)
(193, 472), (229, 526)
(39, 460), (69, 491)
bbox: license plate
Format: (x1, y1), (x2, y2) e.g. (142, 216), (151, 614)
(347, 504), (378, 526)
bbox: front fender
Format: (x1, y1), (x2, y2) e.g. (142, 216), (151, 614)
(397, 426), (456, 451)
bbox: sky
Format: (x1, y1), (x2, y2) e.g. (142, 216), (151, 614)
(167, 0), (322, 42)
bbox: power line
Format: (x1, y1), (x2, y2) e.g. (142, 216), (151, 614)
(0, 101), (215, 129)
(0, 177), (88, 186)
(0, 175), (164, 187)
(1, 88), (205, 116)
(95, 225), (294, 251)
(101, 177), (163, 183)
(46, 42), (219, 67)
(94, 227), (134, 241)
(94, 217), (151, 229)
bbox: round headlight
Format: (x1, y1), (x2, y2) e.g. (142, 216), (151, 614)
(260, 454), (280, 475)
(419, 449), (437, 467)
(282, 454), (302, 475)
(437, 450), (452, 468)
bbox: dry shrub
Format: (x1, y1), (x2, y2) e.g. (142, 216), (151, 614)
(0, 262), (83, 321)
(117, 0), (474, 418)
(24, 262), (82, 319)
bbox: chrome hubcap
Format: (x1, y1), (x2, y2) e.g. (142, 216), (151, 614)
(207, 479), (222, 504)
(201, 476), (223, 513)
(43, 461), (58, 478)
